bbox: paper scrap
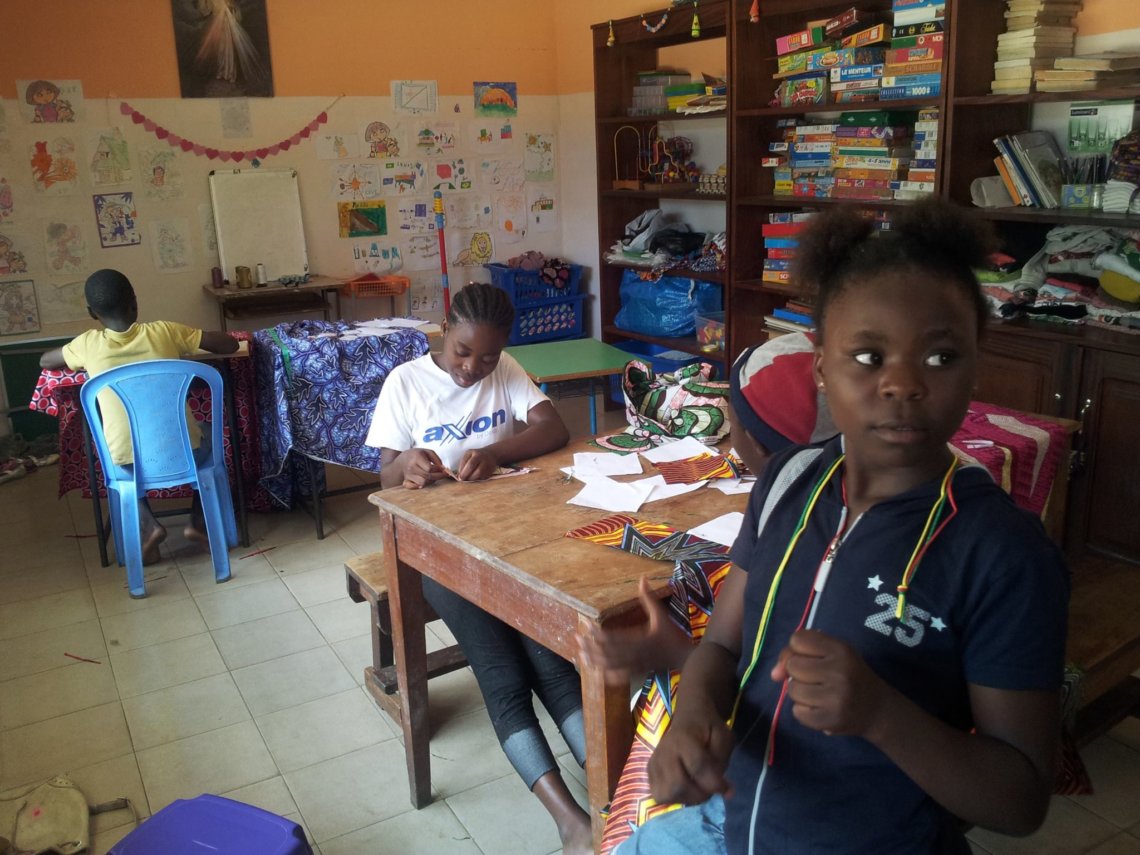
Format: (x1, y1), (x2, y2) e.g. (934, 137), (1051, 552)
(640, 437), (715, 464)
(568, 477), (655, 513)
(711, 479), (754, 495)
(636, 475), (707, 503)
(687, 512), (746, 548)
(571, 452), (645, 478)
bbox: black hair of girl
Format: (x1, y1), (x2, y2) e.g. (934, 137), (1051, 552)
(448, 282), (515, 333)
(84, 268), (136, 315)
(791, 198), (997, 341)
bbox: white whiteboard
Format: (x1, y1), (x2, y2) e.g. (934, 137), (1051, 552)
(209, 168), (309, 282)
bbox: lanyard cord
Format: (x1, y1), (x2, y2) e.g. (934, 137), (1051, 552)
(895, 457), (958, 619)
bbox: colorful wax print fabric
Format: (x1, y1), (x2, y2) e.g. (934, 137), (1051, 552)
(652, 452), (744, 485)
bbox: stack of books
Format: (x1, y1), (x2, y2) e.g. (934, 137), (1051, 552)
(991, 0), (1080, 94)
(882, 0), (945, 100)
(1034, 52), (1140, 92)
(629, 71), (692, 116)
(761, 214), (812, 291)
(992, 129), (1066, 207)
(771, 8), (888, 108)
(765, 296), (817, 338)
(892, 107), (940, 198)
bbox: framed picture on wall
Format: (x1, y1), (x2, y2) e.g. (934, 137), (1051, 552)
(0, 280), (41, 336)
(170, 0), (274, 98)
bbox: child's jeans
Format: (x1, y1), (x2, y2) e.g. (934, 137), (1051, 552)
(613, 794), (726, 855)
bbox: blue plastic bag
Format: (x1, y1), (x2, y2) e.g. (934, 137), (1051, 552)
(613, 270), (723, 338)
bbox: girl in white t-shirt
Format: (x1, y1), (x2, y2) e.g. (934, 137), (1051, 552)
(366, 283), (591, 853)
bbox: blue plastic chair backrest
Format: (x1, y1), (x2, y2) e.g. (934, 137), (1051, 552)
(79, 359), (226, 491)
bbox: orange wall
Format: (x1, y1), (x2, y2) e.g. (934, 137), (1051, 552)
(1075, 3), (1140, 36)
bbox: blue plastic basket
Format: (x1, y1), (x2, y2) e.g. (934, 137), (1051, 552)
(486, 263), (584, 302)
(509, 293), (587, 345)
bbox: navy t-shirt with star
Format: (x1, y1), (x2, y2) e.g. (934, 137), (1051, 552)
(724, 436), (1069, 854)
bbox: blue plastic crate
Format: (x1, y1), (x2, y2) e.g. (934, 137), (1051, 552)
(486, 262), (584, 302)
(509, 293), (586, 345)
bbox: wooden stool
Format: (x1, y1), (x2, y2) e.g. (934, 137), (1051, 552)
(344, 552), (468, 724)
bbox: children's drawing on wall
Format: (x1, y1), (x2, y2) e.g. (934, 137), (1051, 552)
(316, 132), (360, 160)
(337, 200), (387, 238)
(332, 162), (382, 200)
(431, 159), (472, 191)
(525, 133), (555, 182)
(403, 233), (440, 271)
(409, 274), (443, 314)
(467, 120), (514, 151)
(43, 220), (87, 276)
(391, 80), (438, 116)
(380, 160), (426, 196)
(0, 232), (29, 276)
(362, 121), (402, 159)
(87, 128), (132, 187)
(413, 122), (458, 158)
(29, 138), (80, 195)
(93, 192), (141, 248)
(0, 178), (15, 225)
(150, 218), (193, 272)
(351, 241), (403, 274)
(527, 187), (558, 234)
(478, 157), (525, 192)
(0, 280), (40, 336)
(199, 203), (218, 258)
(449, 231), (494, 268)
(141, 149), (184, 200)
(36, 279), (87, 325)
(170, 0), (274, 98)
(18, 80), (82, 124)
(494, 193), (527, 244)
(395, 198), (435, 234)
(219, 99), (252, 137)
(473, 82), (518, 118)
(445, 194), (492, 230)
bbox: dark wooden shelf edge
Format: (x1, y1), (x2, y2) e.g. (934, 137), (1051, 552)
(602, 325), (727, 362)
(601, 189), (727, 202)
(736, 195), (913, 209)
(954, 88), (1140, 107)
(602, 259), (726, 285)
(735, 279), (802, 297)
(735, 97), (943, 118)
(597, 112), (728, 125)
(985, 317), (1140, 358)
(972, 207), (1140, 227)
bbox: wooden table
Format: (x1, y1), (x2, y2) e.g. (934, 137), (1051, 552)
(201, 275), (344, 331)
(506, 338), (632, 435)
(369, 438), (747, 850)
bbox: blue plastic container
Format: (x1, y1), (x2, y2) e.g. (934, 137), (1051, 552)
(485, 262), (583, 302)
(509, 293), (587, 345)
(109, 794), (313, 855)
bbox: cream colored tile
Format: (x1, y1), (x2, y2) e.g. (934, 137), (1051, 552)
(282, 741), (414, 843)
(335, 515), (383, 556)
(0, 561), (88, 605)
(211, 609), (326, 670)
(90, 565), (191, 616)
(0, 534), (83, 575)
(255, 687), (396, 773)
(1087, 833), (1140, 854)
(231, 646), (356, 716)
(282, 564), (348, 607)
(1069, 736), (1140, 828)
(67, 753), (152, 832)
(446, 772), (563, 855)
(305, 597), (371, 644)
(123, 672), (251, 751)
(0, 588), (96, 639)
(221, 775), (298, 818)
(969, 796), (1118, 854)
(422, 666), (486, 726)
(88, 821), (136, 855)
(246, 510), (316, 549)
(1109, 718), (1140, 754)
(266, 533), (356, 577)
(0, 658), (119, 729)
(194, 577), (299, 630)
(319, 801), (481, 855)
(136, 720), (277, 813)
(424, 708), (515, 799)
(100, 598), (206, 652)
(557, 752), (587, 792)
(110, 632), (226, 699)
(0, 702), (132, 790)
(179, 551), (278, 593)
(0, 619), (106, 681)
(968, 840), (991, 854)
(330, 634), (372, 687)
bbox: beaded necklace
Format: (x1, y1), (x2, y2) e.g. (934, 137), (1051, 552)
(641, 11), (669, 33)
(729, 453), (959, 735)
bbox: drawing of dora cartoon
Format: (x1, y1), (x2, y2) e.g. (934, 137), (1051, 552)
(25, 80), (74, 123)
(0, 234), (29, 275)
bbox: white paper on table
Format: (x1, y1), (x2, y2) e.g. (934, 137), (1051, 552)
(635, 474), (707, 503)
(567, 476), (655, 513)
(639, 437), (715, 464)
(711, 479), (754, 495)
(688, 512), (746, 547)
(571, 451), (645, 478)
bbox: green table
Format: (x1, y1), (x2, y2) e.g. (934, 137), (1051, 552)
(506, 338), (631, 434)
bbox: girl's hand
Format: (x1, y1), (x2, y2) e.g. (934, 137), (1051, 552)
(577, 577), (692, 684)
(648, 699), (735, 805)
(771, 629), (889, 737)
(455, 447), (499, 481)
(400, 448), (446, 489)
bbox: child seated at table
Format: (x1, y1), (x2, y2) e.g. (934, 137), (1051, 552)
(40, 268), (238, 563)
(365, 282), (593, 853)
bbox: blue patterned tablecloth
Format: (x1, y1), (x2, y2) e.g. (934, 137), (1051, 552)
(253, 320), (430, 508)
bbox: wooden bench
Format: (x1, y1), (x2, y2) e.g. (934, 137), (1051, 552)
(344, 552), (468, 724)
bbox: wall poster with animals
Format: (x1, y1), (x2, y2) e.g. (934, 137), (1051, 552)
(0, 280), (40, 336)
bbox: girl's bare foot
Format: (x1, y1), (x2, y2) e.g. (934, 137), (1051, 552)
(183, 524), (210, 548)
(141, 524), (167, 565)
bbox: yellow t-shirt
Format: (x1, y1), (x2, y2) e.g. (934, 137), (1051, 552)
(62, 321), (204, 465)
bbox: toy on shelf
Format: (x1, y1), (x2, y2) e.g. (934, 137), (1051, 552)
(643, 129), (699, 187)
(612, 126), (644, 191)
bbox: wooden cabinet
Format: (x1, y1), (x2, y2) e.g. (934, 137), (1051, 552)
(976, 328), (1079, 418)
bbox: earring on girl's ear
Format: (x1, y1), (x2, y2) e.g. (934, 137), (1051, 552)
(817, 381), (825, 390)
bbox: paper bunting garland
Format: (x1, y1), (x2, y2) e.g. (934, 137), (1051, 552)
(118, 101), (329, 162)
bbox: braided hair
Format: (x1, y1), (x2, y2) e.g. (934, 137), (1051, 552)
(791, 198), (996, 342)
(448, 282), (515, 333)
(84, 268), (136, 318)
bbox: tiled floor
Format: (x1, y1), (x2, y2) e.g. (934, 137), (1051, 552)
(1, 393), (1138, 854)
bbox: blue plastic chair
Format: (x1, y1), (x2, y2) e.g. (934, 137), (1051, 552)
(80, 359), (237, 598)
